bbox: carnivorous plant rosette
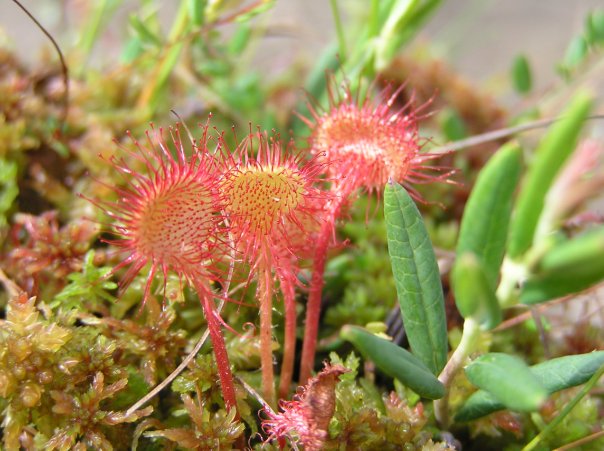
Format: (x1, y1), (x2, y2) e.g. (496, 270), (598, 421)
(220, 131), (330, 406)
(299, 75), (453, 383)
(89, 123), (240, 415)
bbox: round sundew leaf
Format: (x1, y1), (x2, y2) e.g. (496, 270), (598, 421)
(456, 351), (604, 421)
(340, 326), (445, 400)
(456, 142), (522, 289)
(464, 353), (548, 413)
(384, 181), (448, 375)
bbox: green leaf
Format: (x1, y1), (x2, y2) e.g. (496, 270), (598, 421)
(538, 226), (604, 272)
(384, 182), (447, 374)
(563, 35), (588, 69)
(508, 92), (593, 258)
(340, 326), (445, 399)
(451, 253), (501, 329)
(187, 0), (206, 27)
(233, 0), (276, 23)
(456, 351), (604, 421)
(511, 54), (532, 94)
(374, 0), (443, 70)
(520, 226), (604, 304)
(586, 10), (604, 45)
(0, 158), (19, 230)
(464, 353), (547, 412)
(441, 108), (467, 141)
(228, 24), (251, 55)
(457, 142), (522, 287)
(53, 251), (117, 310)
(129, 15), (162, 47)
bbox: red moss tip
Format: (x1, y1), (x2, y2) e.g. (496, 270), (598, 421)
(301, 74), (452, 197)
(262, 363), (348, 450)
(93, 123), (223, 303)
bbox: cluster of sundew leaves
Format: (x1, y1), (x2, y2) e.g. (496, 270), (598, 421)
(0, 42), (267, 443)
(3, 1), (604, 450)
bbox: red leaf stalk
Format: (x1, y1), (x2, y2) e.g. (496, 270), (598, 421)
(194, 280), (238, 412)
(258, 248), (276, 406)
(277, 259), (297, 399)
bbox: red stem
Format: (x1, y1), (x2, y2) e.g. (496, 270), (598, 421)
(299, 197), (343, 384)
(278, 271), (297, 399)
(259, 256), (276, 408)
(194, 280), (238, 416)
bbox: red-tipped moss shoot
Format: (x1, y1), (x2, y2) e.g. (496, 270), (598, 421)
(89, 123), (239, 414)
(299, 75), (452, 383)
(262, 362), (348, 451)
(220, 131), (328, 406)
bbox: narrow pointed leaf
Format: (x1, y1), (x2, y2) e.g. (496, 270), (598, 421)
(521, 226), (604, 304)
(456, 351), (604, 421)
(464, 353), (547, 412)
(451, 253), (502, 329)
(384, 182), (447, 374)
(508, 92), (593, 258)
(457, 142), (522, 288)
(341, 326), (445, 399)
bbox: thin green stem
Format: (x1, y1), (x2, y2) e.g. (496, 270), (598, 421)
(78, 0), (114, 63)
(523, 363), (604, 451)
(136, 0), (189, 113)
(329, 0), (347, 61)
(434, 318), (481, 428)
(368, 0), (380, 38)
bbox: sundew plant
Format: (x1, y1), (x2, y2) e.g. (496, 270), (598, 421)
(1, 1), (604, 450)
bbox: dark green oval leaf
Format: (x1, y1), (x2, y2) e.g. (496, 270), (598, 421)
(457, 142), (522, 288)
(464, 353), (547, 412)
(508, 92), (593, 258)
(384, 182), (447, 374)
(456, 351), (604, 421)
(341, 326), (445, 399)
(451, 253), (502, 329)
